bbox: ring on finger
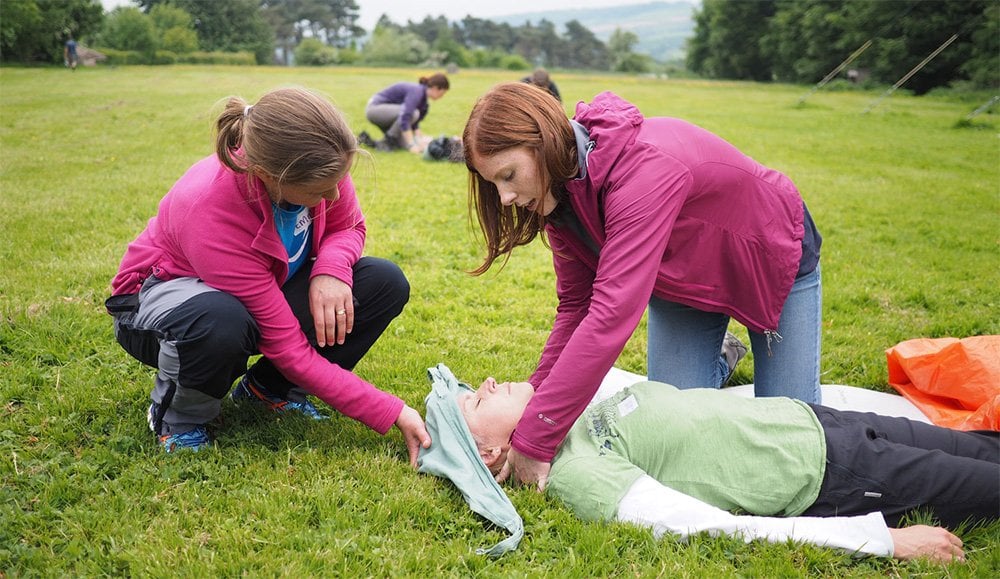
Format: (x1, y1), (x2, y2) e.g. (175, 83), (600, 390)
(336, 309), (347, 315)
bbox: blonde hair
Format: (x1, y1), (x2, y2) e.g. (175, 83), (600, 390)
(214, 87), (357, 198)
(463, 82), (577, 274)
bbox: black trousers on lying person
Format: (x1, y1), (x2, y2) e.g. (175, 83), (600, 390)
(802, 404), (1000, 528)
(109, 257), (409, 435)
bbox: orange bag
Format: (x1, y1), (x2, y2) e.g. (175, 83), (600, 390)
(886, 336), (1000, 431)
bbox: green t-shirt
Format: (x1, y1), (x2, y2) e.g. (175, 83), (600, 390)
(547, 382), (827, 521)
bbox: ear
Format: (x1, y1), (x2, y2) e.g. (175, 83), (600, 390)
(479, 446), (502, 469)
(256, 171), (277, 189)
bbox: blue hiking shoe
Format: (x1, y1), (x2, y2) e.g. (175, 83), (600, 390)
(159, 427), (211, 453)
(148, 402), (212, 452)
(231, 375), (327, 420)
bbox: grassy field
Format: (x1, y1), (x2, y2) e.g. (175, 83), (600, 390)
(1, 65), (998, 576)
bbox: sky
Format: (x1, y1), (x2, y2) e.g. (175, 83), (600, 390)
(100, 1), (694, 32)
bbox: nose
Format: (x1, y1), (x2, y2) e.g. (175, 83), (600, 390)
(483, 377), (498, 394)
(497, 189), (517, 206)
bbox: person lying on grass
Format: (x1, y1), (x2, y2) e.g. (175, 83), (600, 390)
(417, 364), (998, 561)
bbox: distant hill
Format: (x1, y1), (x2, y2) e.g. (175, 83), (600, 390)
(494, 1), (697, 62)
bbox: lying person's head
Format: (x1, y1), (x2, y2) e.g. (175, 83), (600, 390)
(455, 377), (535, 475)
(417, 364), (528, 556)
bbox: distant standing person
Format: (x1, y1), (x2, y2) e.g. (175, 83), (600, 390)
(362, 73), (450, 154)
(106, 87), (430, 460)
(64, 36), (78, 70)
(521, 68), (561, 102)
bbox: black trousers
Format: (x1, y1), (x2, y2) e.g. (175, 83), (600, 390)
(802, 404), (1000, 528)
(110, 257), (408, 434)
(246, 257), (410, 396)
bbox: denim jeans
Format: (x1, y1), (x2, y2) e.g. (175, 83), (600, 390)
(647, 265), (822, 404)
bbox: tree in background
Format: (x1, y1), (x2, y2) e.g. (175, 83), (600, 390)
(138, 0), (273, 63)
(430, 23), (468, 68)
(961, 2), (998, 89)
(687, 0), (775, 81)
(460, 17), (515, 54)
(261, 0), (362, 65)
(150, 3), (198, 54)
(762, 0), (852, 84)
(361, 22), (429, 66)
(294, 37), (337, 65)
(609, 28), (652, 73)
(1, 0), (104, 63)
(690, 0), (997, 92)
(562, 20), (610, 70)
(840, 0), (991, 94)
(98, 7), (157, 57)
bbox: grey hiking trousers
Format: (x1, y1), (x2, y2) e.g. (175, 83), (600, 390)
(365, 101), (420, 145)
(107, 257), (409, 435)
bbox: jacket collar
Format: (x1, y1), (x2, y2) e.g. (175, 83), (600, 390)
(570, 119), (594, 181)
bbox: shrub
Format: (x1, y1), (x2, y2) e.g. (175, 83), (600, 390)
(97, 48), (144, 65)
(179, 51), (256, 65)
(295, 38), (337, 66)
(160, 27), (198, 54)
(500, 54), (530, 70)
(152, 50), (177, 65)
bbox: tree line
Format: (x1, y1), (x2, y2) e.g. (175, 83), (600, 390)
(687, 0), (998, 93)
(0, 0), (651, 72)
(2, 0), (996, 93)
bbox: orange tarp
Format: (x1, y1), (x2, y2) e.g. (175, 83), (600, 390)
(886, 336), (1000, 431)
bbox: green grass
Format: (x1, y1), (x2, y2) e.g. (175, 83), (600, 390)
(1, 65), (998, 576)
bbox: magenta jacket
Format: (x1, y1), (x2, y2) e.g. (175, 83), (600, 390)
(514, 92), (807, 461)
(111, 155), (403, 434)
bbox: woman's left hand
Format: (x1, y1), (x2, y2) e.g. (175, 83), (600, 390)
(496, 447), (551, 492)
(309, 274), (353, 347)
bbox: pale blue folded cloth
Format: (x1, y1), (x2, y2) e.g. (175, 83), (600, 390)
(417, 363), (524, 556)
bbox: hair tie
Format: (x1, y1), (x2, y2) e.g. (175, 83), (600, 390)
(243, 105), (253, 117)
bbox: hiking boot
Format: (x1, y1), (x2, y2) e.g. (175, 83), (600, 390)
(158, 427), (211, 453)
(721, 331), (748, 384)
(148, 402), (212, 452)
(357, 130), (376, 148)
(231, 375), (327, 420)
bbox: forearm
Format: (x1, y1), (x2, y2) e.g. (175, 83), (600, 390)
(400, 129), (414, 146)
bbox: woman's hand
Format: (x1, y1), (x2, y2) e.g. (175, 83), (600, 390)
(496, 447), (551, 492)
(889, 525), (965, 563)
(395, 405), (431, 468)
(309, 274), (353, 347)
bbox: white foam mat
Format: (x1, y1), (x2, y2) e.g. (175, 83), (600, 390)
(598, 368), (930, 423)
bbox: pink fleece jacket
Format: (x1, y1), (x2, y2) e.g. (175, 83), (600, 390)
(515, 92), (806, 461)
(111, 155), (403, 434)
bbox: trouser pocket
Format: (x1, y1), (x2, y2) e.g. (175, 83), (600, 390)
(105, 293), (139, 315)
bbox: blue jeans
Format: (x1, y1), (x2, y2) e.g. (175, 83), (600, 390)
(647, 265), (822, 404)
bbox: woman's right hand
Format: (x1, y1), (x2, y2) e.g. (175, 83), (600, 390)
(889, 525), (964, 563)
(395, 405), (431, 468)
